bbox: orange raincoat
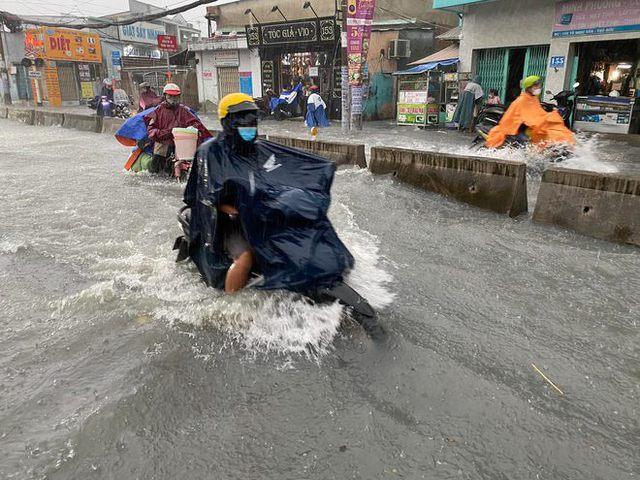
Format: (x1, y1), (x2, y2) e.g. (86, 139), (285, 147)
(486, 92), (575, 149)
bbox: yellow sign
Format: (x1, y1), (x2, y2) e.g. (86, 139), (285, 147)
(26, 27), (101, 63)
(80, 82), (95, 99)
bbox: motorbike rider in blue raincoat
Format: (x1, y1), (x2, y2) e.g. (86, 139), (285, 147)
(177, 93), (382, 336)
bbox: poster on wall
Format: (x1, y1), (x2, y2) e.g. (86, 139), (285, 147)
(239, 72), (253, 96)
(346, 0), (376, 86)
(553, 0), (640, 37)
(80, 81), (94, 99)
(261, 61), (274, 92)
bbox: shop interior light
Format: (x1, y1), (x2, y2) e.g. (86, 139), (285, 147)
(244, 9), (261, 24)
(303, 2), (319, 18)
(271, 5), (288, 21)
(617, 63), (632, 69)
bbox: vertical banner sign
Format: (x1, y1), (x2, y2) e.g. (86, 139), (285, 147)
(44, 66), (62, 107)
(346, 0), (376, 86)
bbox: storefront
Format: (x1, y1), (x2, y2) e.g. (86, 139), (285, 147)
(191, 35), (261, 110)
(24, 27), (102, 106)
(245, 16), (341, 118)
(438, 0), (640, 135)
(548, 2), (640, 134)
(118, 21), (168, 91)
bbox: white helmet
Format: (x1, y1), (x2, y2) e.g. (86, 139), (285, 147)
(163, 83), (181, 95)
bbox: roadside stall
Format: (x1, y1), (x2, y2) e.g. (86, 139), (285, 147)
(571, 38), (640, 134)
(574, 96), (640, 134)
(393, 45), (458, 127)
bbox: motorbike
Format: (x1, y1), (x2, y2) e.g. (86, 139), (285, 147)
(253, 90), (277, 120)
(89, 95), (130, 119)
(173, 206), (382, 338)
(471, 87), (577, 162)
(270, 83), (305, 121)
(543, 82), (580, 128)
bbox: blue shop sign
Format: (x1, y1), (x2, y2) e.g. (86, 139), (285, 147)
(111, 50), (122, 66)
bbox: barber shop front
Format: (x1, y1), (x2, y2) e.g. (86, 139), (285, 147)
(245, 16), (341, 118)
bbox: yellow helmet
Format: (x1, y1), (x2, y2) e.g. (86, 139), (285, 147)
(218, 92), (259, 120)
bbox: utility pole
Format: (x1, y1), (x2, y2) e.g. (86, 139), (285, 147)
(0, 26), (13, 105)
(340, 0), (350, 132)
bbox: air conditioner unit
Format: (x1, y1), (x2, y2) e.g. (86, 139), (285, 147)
(388, 39), (410, 59)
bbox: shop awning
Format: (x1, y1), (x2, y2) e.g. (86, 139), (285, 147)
(393, 58), (459, 76)
(408, 44), (460, 66)
(436, 26), (462, 41)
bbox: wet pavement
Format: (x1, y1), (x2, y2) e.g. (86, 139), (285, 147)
(0, 119), (639, 480)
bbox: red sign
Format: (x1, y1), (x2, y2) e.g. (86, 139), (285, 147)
(157, 35), (178, 52)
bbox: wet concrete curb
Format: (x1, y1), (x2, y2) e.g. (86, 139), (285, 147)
(267, 135), (367, 168)
(370, 146), (528, 217)
(34, 111), (64, 127)
(533, 167), (640, 246)
(4, 106), (639, 248)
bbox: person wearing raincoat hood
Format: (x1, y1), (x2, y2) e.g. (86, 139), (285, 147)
(181, 92), (355, 295)
(486, 75), (575, 149)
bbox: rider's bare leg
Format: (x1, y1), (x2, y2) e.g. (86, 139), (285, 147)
(225, 250), (253, 294)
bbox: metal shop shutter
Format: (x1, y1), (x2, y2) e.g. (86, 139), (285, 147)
(218, 66), (240, 99)
(57, 63), (80, 101)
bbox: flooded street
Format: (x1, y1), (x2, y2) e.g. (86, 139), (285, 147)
(1, 119), (639, 480)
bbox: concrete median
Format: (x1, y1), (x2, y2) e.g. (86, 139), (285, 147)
(7, 107), (35, 125)
(533, 167), (640, 246)
(34, 110), (64, 127)
(63, 113), (102, 133)
(267, 135), (366, 168)
(369, 147), (528, 217)
(101, 117), (126, 134)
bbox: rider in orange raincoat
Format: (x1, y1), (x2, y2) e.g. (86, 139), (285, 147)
(486, 75), (574, 150)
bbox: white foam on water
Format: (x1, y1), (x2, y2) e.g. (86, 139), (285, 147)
(0, 238), (30, 254)
(51, 202), (394, 358)
(562, 133), (619, 173)
(330, 199), (396, 310)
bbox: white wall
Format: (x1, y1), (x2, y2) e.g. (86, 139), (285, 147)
(459, 0), (556, 72)
(198, 50), (222, 106)
(238, 48), (262, 97)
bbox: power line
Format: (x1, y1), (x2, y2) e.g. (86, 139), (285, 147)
(0, 0), (219, 30)
(375, 3), (452, 30)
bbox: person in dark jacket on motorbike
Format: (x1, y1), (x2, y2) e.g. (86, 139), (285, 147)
(184, 93), (260, 293)
(143, 83), (212, 174)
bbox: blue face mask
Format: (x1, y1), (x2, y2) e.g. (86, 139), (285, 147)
(237, 127), (258, 142)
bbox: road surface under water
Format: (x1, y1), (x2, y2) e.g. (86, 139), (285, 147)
(0, 119), (638, 480)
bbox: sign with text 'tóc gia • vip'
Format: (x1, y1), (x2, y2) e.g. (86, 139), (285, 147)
(157, 35), (178, 53)
(346, 0), (376, 86)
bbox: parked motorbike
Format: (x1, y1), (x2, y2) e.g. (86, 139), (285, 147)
(114, 101), (131, 119)
(89, 95), (131, 119)
(253, 89), (277, 120)
(543, 82), (580, 128)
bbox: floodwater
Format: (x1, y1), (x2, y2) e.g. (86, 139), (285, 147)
(1, 119), (639, 480)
